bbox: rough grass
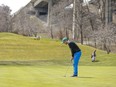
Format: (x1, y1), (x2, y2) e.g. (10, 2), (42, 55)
(0, 32), (116, 66)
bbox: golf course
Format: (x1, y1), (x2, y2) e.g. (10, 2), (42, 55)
(0, 33), (116, 87)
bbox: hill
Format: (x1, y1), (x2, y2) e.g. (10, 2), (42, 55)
(0, 33), (116, 66)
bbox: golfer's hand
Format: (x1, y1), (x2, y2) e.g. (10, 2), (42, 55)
(71, 57), (73, 62)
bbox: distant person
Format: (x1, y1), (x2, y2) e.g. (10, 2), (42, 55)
(62, 37), (82, 77)
(34, 35), (41, 40)
(91, 50), (96, 62)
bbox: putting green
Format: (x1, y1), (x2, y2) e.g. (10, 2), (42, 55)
(0, 66), (115, 87)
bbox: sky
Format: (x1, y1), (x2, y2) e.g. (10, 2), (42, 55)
(0, 0), (91, 14)
(0, 0), (31, 14)
(65, 0), (91, 9)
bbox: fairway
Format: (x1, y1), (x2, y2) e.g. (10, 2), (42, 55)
(0, 66), (116, 87)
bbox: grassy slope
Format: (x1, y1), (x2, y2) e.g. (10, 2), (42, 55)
(0, 33), (116, 87)
(0, 32), (116, 66)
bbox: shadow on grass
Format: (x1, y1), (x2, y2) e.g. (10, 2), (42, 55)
(0, 60), (69, 66)
(92, 60), (100, 62)
(79, 76), (94, 78)
(0, 61), (32, 66)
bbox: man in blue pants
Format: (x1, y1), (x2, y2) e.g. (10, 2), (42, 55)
(62, 37), (82, 77)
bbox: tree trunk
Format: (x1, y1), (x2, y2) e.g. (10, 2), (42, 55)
(48, 0), (53, 39)
(50, 25), (54, 39)
(80, 24), (83, 44)
(72, 0), (83, 42)
(65, 28), (69, 39)
(94, 38), (97, 48)
(105, 0), (112, 26)
(72, 0), (78, 40)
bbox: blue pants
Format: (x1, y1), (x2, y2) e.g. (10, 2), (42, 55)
(73, 51), (82, 76)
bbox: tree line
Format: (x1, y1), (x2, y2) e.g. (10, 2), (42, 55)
(48, 0), (116, 53)
(0, 0), (116, 53)
(0, 4), (46, 37)
(0, 4), (11, 32)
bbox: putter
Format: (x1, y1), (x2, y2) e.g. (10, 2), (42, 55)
(64, 65), (70, 77)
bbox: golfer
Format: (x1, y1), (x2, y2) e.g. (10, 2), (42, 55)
(62, 37), (82, 77)
(91, 50), (96, 62)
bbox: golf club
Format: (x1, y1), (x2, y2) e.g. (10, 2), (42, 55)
(64, 62), (72, 77)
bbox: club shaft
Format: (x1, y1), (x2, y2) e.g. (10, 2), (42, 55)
(64, 65), (70, 76)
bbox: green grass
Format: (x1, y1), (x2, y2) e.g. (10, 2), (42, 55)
(0, 66), (116, 87)
(0, 32), (116, 87)
(0, 32), (115, 66)
(0, 33), (67, 60)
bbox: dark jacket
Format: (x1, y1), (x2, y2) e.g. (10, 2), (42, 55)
(68, 42), (81, 57)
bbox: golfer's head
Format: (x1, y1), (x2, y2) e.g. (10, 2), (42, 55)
(62, 37), (69, 44)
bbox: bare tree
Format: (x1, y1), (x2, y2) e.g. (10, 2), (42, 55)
(85, 0), (116, 53)
(0, 4), (11, 32)
(49, 0), (73, 39)
(11, 3), (45, 37)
